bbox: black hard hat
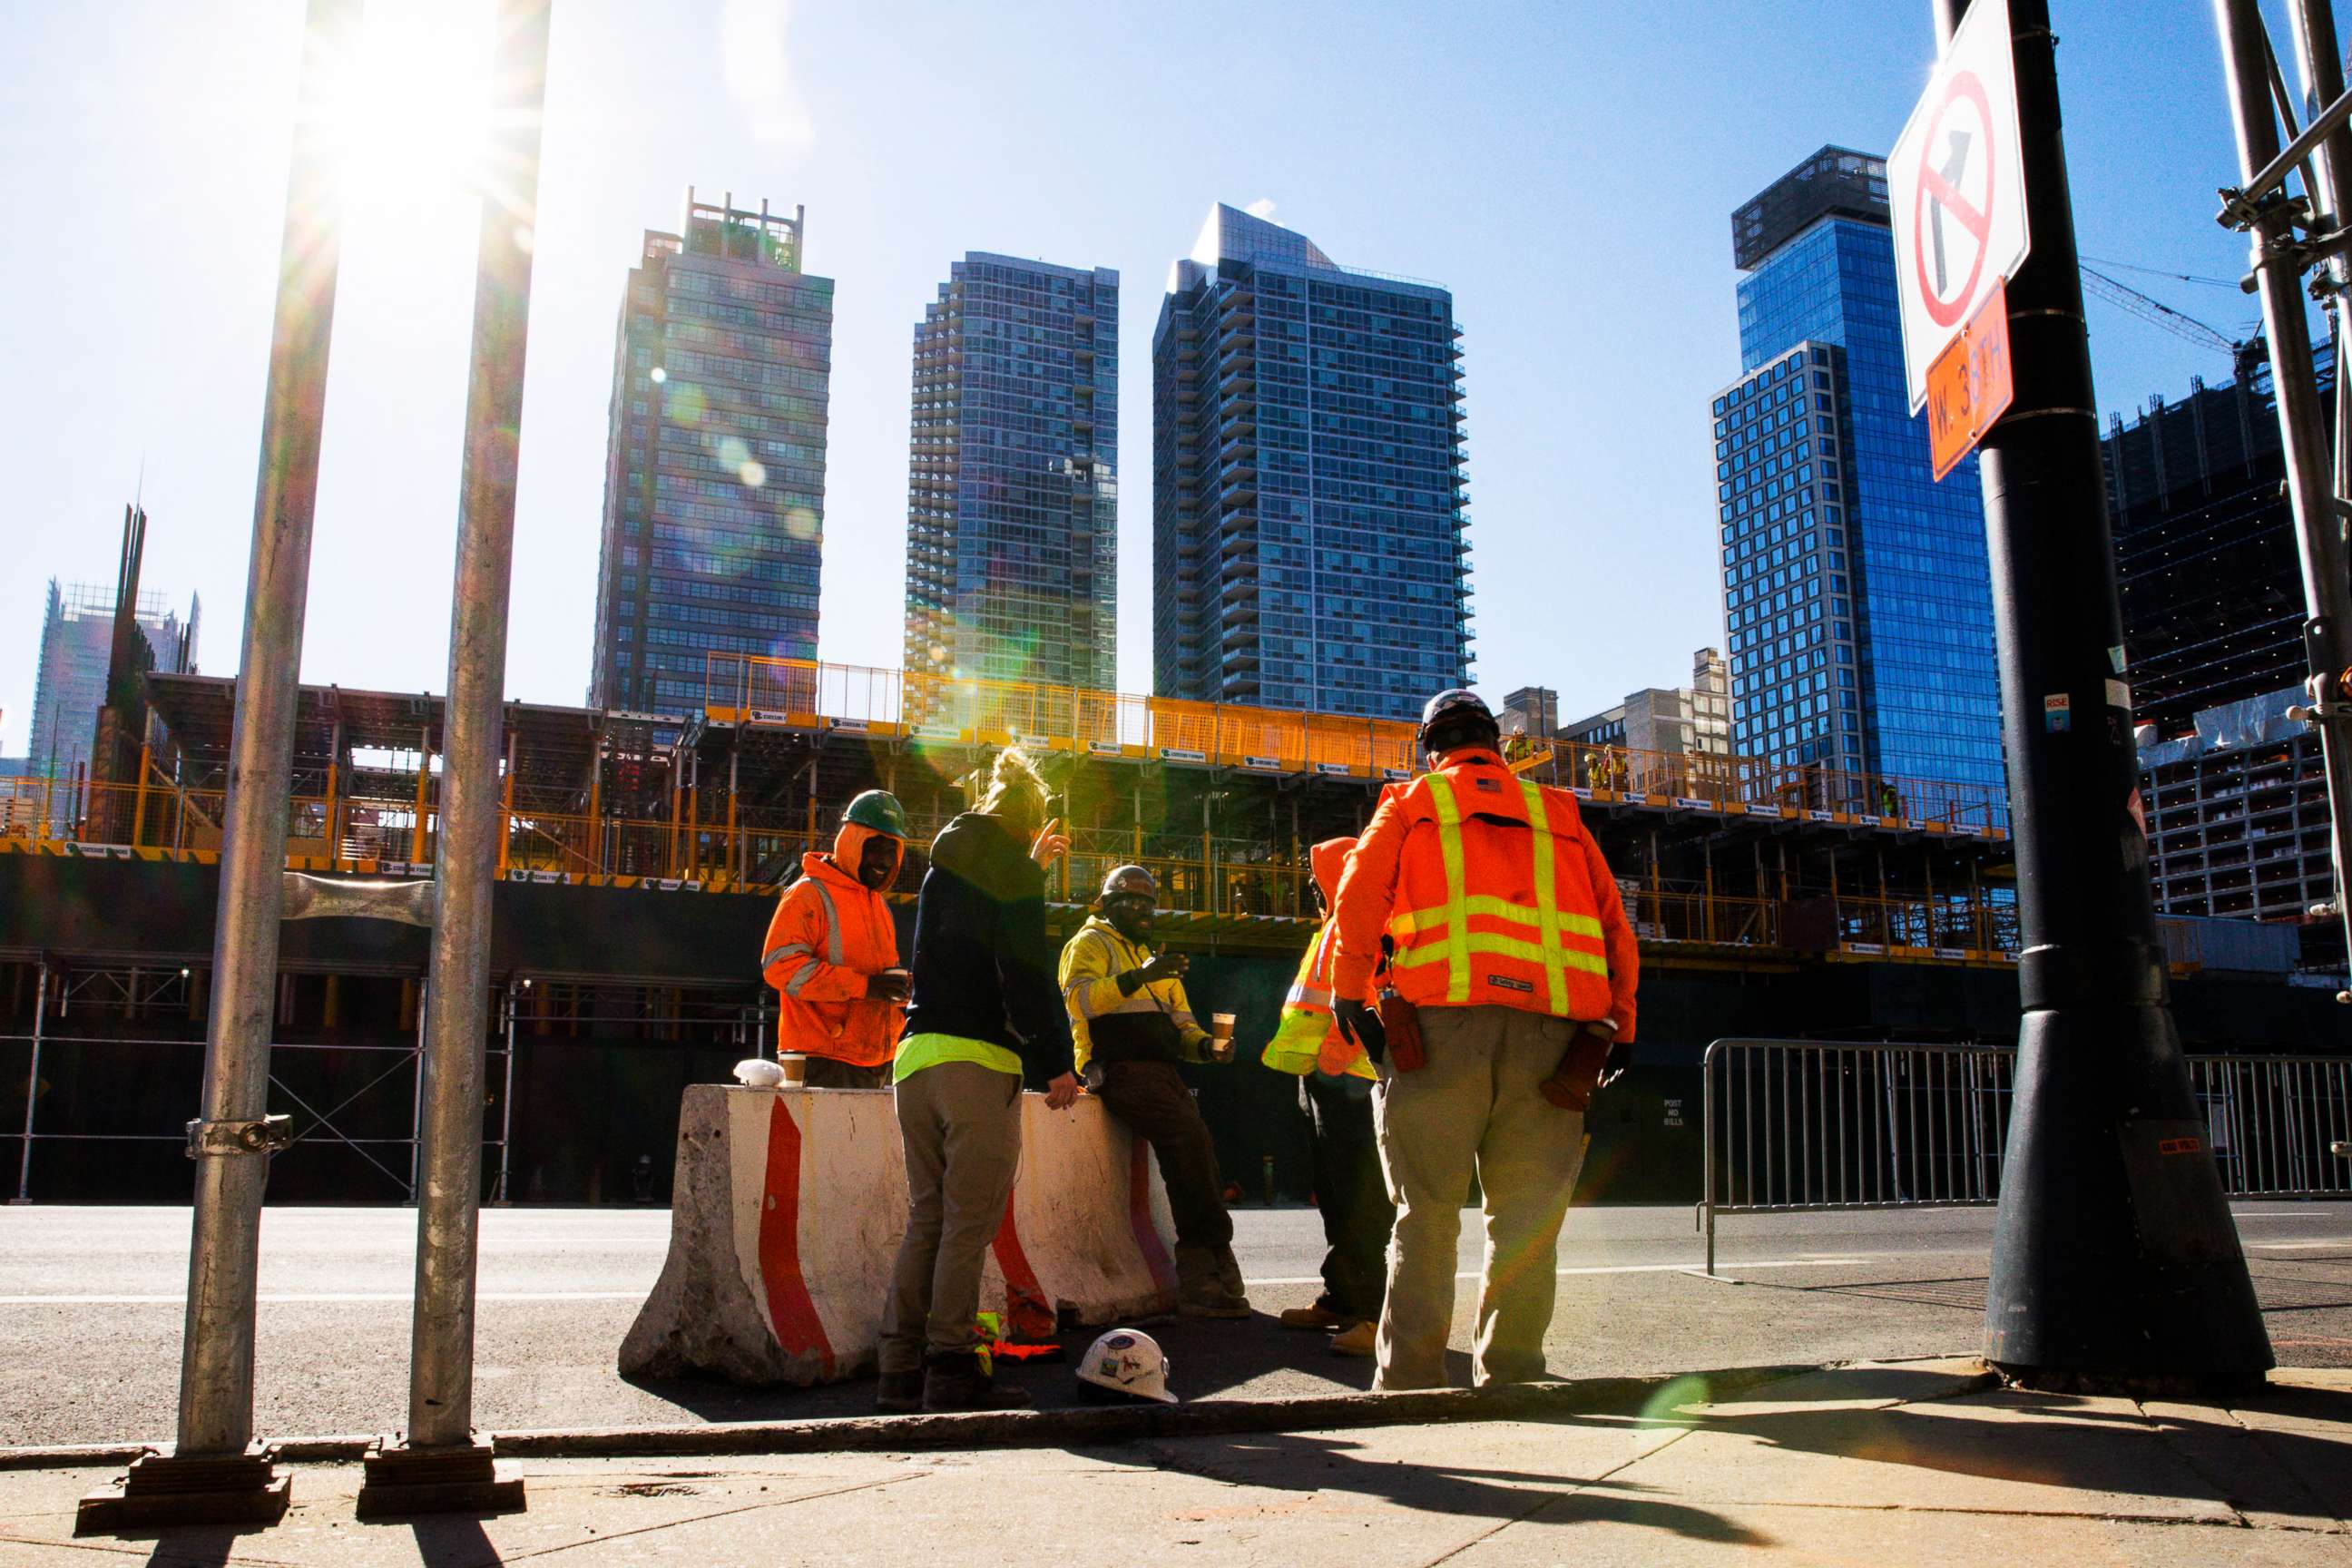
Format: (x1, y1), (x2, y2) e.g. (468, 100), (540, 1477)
(1099, 864), (1157, 904)
(1417, 689), (1499, 752)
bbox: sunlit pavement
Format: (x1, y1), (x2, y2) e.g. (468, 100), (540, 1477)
(3, 1359), (2347, 1564)
(2, 1201), (2347, 1449)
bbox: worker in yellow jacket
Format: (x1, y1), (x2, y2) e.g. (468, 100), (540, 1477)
(1260, 836), (1390, 1357)
(1059, 865), (1249, 1318)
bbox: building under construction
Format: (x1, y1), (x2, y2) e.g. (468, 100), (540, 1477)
(2, 652), (2335, 1207)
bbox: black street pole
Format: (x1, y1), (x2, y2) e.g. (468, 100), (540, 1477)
(1940, 0), (2273, 1393)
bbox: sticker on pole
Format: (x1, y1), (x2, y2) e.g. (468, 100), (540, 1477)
(1889, 0), (2030, 415)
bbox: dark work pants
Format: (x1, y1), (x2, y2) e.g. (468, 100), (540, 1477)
(803, 1056), (891, 1090)
(1300, 1071), (1394, 1323)
(1094, 1059), (1236, 1294)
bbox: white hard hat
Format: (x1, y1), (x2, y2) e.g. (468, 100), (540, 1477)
(732, 1058), (785, 1089)
(1077, 1328), (1176, 1404)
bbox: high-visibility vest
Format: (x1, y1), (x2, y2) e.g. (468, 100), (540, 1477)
(1260, 918), (1375, 1081)
(1383, 769), (1615, 1020)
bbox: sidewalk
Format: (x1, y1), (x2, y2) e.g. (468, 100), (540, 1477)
(2, 1359), (2344, 1564)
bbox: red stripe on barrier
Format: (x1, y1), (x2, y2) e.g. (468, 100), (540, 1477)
(756, 1096), (836, 1377)
(989, 1190), (1057, 1342)
(1127, 1137), (1179, 1295)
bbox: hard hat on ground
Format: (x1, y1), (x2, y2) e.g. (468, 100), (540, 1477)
(1098, 864), (1157, 904)
(1077, 1328), (1176, 1404)
(842, 789), (909, 838)
(1417, 689), (1500, 754)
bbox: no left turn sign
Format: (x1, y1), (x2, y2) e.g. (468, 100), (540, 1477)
(1890, 0), (2030, 412)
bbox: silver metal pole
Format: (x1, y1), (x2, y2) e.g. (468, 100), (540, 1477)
(14, 958), (47, 1203)
(2219, 0), (2352, 982)
(496, 981), (517, 1206)
(405, 0), (550, 1451)
(176, 0), (354, 1458)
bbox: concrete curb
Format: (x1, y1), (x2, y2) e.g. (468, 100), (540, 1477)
(0, 1360), (1856, 1474)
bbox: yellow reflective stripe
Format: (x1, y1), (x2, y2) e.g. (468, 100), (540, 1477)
(1391, 932), (1611, 976)
(1394, 896), (1602, 940)
(1521, 780), (1570, 1014)
(1425, 774), (1473, 1004)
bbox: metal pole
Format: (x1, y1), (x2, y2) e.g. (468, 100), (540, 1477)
(2281, 0), (2352, 971)
(175, 0), (353, 1460)
(15, 958), (46, 1203)
(1957, 0), (2269, 1393)
(496, 980), (517, 1206)
(402, 0), (549, 1456)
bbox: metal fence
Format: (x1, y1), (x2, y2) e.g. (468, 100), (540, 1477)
(1700, 1036), (2352, 1273)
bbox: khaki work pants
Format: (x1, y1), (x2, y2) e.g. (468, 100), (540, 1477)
(878, 1061), (1023, 1372)
(1372, 1004), (1589, 1390)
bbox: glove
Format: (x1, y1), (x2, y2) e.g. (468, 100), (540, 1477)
(1538, 1024), (1615, 1112)
(1333, 996), (1387, 1064)
(1600, 1035), (1633, 1089)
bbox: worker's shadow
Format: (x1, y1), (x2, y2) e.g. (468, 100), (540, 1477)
(1088, 1426), (1769, 1550)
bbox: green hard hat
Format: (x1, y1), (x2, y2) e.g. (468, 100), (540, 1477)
(842, 789), (909, 838)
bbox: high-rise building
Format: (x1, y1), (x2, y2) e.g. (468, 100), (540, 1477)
(1711, 148), (2003, 796)
(1559, 648), (1732, 758)
(904, 254), (1118, 691)
(1152, 204), (1470, 721)
(27, 579), (197, 784)
(2105, 341), (2328, 738)
(588, 191), (834, 716)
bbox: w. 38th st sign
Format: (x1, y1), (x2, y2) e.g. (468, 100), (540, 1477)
(1889, 0), (2031, 421)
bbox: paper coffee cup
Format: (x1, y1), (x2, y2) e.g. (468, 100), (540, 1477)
(1210, 1013), (1236, 1038)
(779, 1053), (808, 1087)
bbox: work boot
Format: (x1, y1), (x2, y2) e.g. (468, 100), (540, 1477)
(1328, 1320), (1376, 1358)
(875, 1368), (924, 1415)
(1178, 1287), (1251, 1319)
(1279, 1304), (1348, 1331)
(921, 1350), (1031, 1413)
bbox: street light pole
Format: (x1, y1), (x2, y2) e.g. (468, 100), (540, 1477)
(77, 0), (358, 1536)
(1937, 0), (2272, 1394)
(357, 0), (550, 1520)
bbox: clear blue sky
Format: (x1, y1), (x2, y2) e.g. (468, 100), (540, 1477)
(0, 0), (2287, 757)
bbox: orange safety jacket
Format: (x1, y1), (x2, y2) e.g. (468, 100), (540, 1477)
(1261, 837), (1376, 1081)
(1330, 746), (1639, 1039)
(760, 821), (906, 1067)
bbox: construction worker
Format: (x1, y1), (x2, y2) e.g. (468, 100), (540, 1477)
(1328, 689), (1640, 1391)
(760, 789), (912, 1089)
(1260, 836), (1390, 1357)
(1059, 865), (1250, 1318)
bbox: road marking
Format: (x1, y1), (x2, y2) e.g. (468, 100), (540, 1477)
(1244, 1258), (1868, 1288)
(0, 1290), (648, 1306)
(2247, 1240), (2352, 1250)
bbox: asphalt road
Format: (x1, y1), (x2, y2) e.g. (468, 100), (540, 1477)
(3, 1200), (2347, 1448)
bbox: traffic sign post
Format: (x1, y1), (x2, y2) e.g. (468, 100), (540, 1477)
(1917, 0), (2272, 1396)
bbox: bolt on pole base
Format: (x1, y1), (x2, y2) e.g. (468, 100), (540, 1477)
(74, 1442), (289, 1536)
(353, 1434), (524, 1521)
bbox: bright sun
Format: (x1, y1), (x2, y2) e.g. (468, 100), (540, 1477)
(318, 0), (499, 220)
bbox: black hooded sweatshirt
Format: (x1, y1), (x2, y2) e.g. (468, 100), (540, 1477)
(902, 811), (1076, 1086)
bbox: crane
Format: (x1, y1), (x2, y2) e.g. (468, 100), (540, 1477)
(2077, 263), (2248, 359)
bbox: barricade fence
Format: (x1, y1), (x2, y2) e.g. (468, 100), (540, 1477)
(1700, 1037), (2352, 1273)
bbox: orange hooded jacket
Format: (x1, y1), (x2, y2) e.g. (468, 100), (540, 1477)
(760, 821), (906, 1067)
(1259, 837), (1377, 1080)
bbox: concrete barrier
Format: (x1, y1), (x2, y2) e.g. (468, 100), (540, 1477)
(621, 1083), (1178, 1387)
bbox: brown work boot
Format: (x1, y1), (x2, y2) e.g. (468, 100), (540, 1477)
(875, 1367), (924, 1414)
(1178, 1288), (1251, 1319)
(1328, 1320), (1377, 1358)
(921, 1350), (1031, 1412)
(1279, 1304), (1348, 1331)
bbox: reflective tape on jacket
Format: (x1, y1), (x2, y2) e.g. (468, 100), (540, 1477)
(1261, 919), (1372, 1080)
(1384, 771), (1612, 1017)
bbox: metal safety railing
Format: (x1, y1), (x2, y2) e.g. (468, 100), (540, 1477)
(1700, 1037), (2352, 1272)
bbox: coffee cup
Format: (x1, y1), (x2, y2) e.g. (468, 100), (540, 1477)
(779, 1053), (808, 1087)
(1209, 1014), (1236, 1061)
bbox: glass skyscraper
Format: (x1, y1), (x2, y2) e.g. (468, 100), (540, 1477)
(904, 254), (1118, 691)
(588, 191), (834, 716)
(1712, 147), (2003, 794)
(28, 579), (197, 786)
(1152, 204), (1470, 721)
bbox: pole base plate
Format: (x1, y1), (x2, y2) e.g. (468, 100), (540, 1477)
(74, 1442), (290, 1535)
(354, 1433), (526, 1520)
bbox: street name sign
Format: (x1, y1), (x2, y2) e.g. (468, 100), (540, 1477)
(1890, 0), (2029, 415)
(1926, 279), (2015, 480)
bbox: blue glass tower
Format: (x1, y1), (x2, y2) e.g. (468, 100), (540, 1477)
(1712, 148), (2003, 796)
(589, 191), (833, 716)
(904, 254), (1118, 691)
(1153, 205), (1470, 720)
